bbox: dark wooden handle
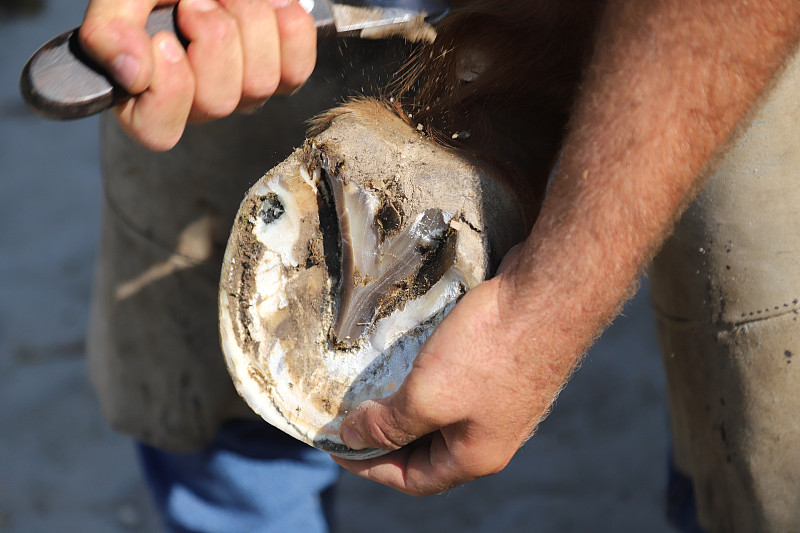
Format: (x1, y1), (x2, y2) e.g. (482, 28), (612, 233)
(19, 5), (181, 121)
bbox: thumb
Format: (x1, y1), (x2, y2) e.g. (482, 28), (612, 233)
(339, 387), (444, 452)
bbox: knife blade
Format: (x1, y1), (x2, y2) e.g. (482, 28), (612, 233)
(19, 0), (447, 121)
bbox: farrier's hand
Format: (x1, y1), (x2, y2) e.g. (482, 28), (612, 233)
(332, 247), (582, 496)
(78, 0), (316, 150)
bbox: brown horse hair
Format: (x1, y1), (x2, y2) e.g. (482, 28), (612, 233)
(310, 2), (605, 228)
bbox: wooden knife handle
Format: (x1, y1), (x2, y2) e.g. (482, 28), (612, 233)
(19, 5), (181, 120)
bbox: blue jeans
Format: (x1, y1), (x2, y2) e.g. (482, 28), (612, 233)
(137, 420), (340, 533)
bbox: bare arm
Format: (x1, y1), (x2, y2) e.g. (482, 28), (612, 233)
(513, 0), (800, 362)
(334, 0), (800, 495)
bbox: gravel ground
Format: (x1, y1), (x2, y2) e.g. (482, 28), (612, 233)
(1, 4), (674, 532)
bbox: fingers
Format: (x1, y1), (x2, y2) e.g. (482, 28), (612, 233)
(114, 31), (194, 151)
(334, 427), (515, 496)
(78, 0), (316, 149)
(271, 0), (317, 94)
(178, 0), (244, 121)
(220, 0), (282, 109)
(336, 333), (484, 496)
(333, 434), (462, 496)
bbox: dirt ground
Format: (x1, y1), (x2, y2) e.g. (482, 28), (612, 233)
(1, 3), (674, 532)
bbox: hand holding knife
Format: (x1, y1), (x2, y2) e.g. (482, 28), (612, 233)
(20, 0), (447, 120)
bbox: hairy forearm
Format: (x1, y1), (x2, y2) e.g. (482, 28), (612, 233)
(504, 0), (800, 375)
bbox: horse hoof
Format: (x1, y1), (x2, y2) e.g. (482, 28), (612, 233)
(219, 99), (525, 458)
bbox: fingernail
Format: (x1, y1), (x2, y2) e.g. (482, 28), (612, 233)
(189, 0), (218, 12)
(342, 426), (368, 450)
(112, 54), (140, 90)
(272, 0), (293, 9)
(158, 35), (183, 63)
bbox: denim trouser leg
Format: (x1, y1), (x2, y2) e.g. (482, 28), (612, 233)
(138, 420), (340, 533)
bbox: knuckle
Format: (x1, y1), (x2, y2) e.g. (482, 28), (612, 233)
(123, 120), (180, 152)
(277, 6), (315, 37)
(476, 451), (514, 477)
(281, 60), (314, 89)
(406, 486), (433, 497)
(210, 12), (239, 43)
(193, 97), (239, 120)
(219, 0), (256, 19)
(191, 76), (241, 118)
(412, 475), (459, 497)
(235, 97), (269, 115)
(278, 39), (315, 84)
(243, 71), (280, 100)
(447, 443), (514, 480)
(361, 408), (417, 450)
(484, 457), (510, 476)
(145, 133), (181, 152)
(365, 418), (405, 450)
(185, 3), (240, 43)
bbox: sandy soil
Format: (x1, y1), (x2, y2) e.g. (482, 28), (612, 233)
(1, 3), (674, 532)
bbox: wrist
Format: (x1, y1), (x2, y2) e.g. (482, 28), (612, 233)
(496, 207), (642, 362)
